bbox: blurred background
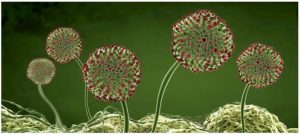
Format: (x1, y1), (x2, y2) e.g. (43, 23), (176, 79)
(2, 2), (298, 128)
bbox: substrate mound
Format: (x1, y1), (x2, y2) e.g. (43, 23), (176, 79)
(202, 103), (288, 133)
(1, 101), (296, 133)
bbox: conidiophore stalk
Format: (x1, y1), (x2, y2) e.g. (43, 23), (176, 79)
(152, 9), (235, 132)
(152, 61), (180, 132)
(82, 45), (142, 132)
(45, 27), (92, 120)
(237, 43), (284, 132)
(121, 101), (129, 132)
(26, 58), (62, 124)
(38, 84), (62, 124)
(75, 58), (92, 120)
(240, 83), (250, 132)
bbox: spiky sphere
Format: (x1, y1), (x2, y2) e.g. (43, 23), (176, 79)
(82, 45), (142, 102)
(237, 43), (284, 88)
(46, 27), (82, 63)
(27, 58), (56, 85)
(172, 10), (235, 73)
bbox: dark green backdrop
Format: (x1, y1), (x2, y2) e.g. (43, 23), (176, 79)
(2, 2), (298, 128)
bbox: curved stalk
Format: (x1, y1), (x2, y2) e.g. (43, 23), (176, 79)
(240, 84), (250, 133)
(151, 61), (180, 132)
(121, 101), (129, 133)
(76, 58), (92, 120)
(37, 84), (62, 124)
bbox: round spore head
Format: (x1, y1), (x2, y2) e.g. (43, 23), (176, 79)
(237, 43), (284, 88)
(46, 27), (82, 63)
(172, 10), (235, 73)
(27, 58), (56, 85)
(82, 45), (142, 102)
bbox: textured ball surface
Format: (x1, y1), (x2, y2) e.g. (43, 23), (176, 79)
(202, 103), (288, 133)
(82, 45), (142, 102)
(27, 58), (55, 85)
(237, 43), (284, 88)
(172, 10), (235, 72)
(46, 27), (82, 63)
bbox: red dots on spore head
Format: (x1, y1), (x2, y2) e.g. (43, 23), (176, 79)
(82, 45), (142, 102)
(202, 37), (207, 43)
(172, 10), (235, 73)
(236, 43), (284, 88)
(46, 27), (82, 63)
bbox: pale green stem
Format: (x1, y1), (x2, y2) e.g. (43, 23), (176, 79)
(37, 84), (62, 124)
(240, 84), (250, 133)
(151, 61), (180, 132)
(76, 58), (92, 120)
(121, 101), (129, 133)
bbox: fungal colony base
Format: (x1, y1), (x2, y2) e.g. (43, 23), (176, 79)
(1, 101), (297, 133)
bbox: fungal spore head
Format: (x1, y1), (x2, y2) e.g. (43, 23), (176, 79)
(26, 58), (56, 85)
(172, 9), (235, 73)
(82, 45), (142, 102)
(45, 27), (82, 63)
(237, 43), (284, 88)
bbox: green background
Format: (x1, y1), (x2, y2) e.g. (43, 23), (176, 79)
(2, 2), (298, 128)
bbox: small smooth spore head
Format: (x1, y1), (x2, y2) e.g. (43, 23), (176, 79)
(27, 58), (56, 85)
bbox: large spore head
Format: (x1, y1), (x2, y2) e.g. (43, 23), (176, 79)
(172, 10), (235, 73)
(82, 45), (142, 102)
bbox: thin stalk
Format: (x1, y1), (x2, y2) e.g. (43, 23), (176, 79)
(84, 84), (92, 119)
(121, 101), (129, 133)
(240, 83), (250, 133)
(76, 58), (92, 120)
(37, 84), (62, 124)
(151, 61), (180, 132)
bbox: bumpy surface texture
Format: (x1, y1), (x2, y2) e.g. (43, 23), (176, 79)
(82, 45), (142, 102)
(70, 111), (139, 133)
(202, 103), (288, 133)
(26, 58), (55, 85)
(172, 10), (235, 72)
(2, 102), (295, 133)
(46, 27), (82, 63)
(237, 43), (284, 88)
(135, 114), (208, 133)
(70, 111), (208, 133)
(1, 103), (66, 133)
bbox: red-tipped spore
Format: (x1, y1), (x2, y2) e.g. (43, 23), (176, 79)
(82, 45), (142, 102)
(27, 58), (56, 85)
(46, 27), (82, 63)
(172, 10), (235, 73)
(237, 43), (284, 88)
